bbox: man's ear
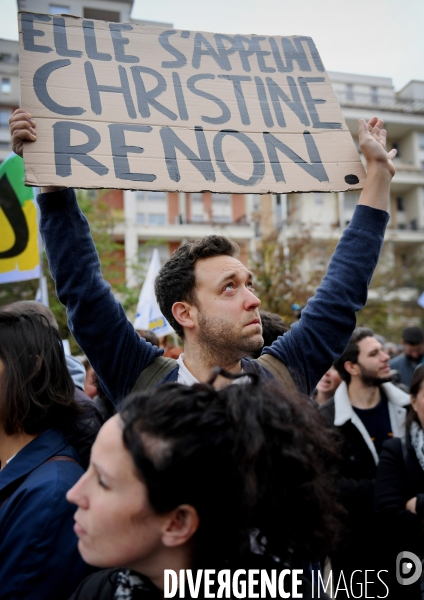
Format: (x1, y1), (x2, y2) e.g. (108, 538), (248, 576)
(161, 504), (199, 548)
(344, 361), (359, 377)
(172, 302), (196, 331)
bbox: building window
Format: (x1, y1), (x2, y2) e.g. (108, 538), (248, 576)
(136, 213), (145, 225)
(391, 142), (400, 158)
(191, 193), (203, 203)
(1, 78), (11, 94)
(419, 134), (424, 150)
(0, 109), (11, 128)
(396, 197), (405, 212)
(148, 214), (166, 226)
(212, 215), (231, 223)
(83, 8), (121, 22)
(147, 191), (166, 201)
(346, 84), (354, 101)
(212, 193), (230, 204)
(49, 4), (71, 14)
(314, 193), (324, 206)
(344, 193), (360, 211)
(370, 86), (378, 104)
(136, 190), (167, 201)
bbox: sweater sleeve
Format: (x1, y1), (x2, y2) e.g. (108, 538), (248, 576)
(38, 188), (163, 406)
(261, 205), (389, 394)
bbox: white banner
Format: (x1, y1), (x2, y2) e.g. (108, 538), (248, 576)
(134, 249), (174, 337)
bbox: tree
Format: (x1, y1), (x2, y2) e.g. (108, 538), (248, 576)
(250, 228), (336, 325)
(356, 238), (424, 341)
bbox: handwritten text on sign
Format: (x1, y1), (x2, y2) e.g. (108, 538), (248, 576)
(19, 13), (365, 192)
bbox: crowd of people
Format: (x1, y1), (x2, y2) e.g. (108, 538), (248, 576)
(1, 108), (423, 599)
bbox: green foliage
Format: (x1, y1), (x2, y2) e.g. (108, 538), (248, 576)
(250, 229), (336, 326)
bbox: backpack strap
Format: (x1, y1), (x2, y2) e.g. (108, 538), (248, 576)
(255, 354), (298, 395)
(131, 356), (178, 393)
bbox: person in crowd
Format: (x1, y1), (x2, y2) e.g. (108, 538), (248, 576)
(137, 329), (160, 346)
(68, 371), (339, 599)
(82, 357), (116, 421)
(251, 310), (288, 359)
(83, 359), (98, 399)
(375, 364), (424, 599)
(319, 327), (410, 597)
(0, 309), (91, 600)
(389, 326), (424, 388)
(10, 111), (396, 405)
(313, 365), (342, 406)
(2, 300), (103, 469)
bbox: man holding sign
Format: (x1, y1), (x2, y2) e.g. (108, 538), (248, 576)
(9, 13), (397, 402)
(10, 109), (396, 402)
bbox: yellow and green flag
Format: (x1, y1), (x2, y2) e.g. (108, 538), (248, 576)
(0, 153), (40, 283)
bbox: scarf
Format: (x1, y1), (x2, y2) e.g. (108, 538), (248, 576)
(114, 569), (156, 600)
(410, 421), (424, 471)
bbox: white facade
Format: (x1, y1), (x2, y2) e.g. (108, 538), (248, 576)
(0, 38), (19, 161)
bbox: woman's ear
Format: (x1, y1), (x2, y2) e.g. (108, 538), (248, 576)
(161, 504), (199, 548)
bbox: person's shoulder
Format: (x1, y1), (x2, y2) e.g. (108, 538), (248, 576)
(389, 354), (405, 368)
(68, 569), (119, 600)
(24, 447), (84, 493)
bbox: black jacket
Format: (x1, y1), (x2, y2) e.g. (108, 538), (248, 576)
(376, 433), (424, 548)
(374, 433), (424, 599)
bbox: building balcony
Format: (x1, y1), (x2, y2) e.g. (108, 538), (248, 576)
(335, 90), (424, 115)
(114, 218), (254, 243)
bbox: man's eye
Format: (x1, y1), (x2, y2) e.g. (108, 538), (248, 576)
(224, 283), (235, 290)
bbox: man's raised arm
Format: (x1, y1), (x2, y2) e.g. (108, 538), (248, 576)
(9, 109), (163, 405)
(262, 117), (397, 394)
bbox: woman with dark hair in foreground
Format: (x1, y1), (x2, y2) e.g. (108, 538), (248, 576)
(68, 370), (341, 599)
(0, 310), (90, 599)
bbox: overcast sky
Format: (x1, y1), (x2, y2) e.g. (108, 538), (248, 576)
(1, 0), (422, 91)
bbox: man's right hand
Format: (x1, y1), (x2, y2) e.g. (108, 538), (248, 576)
(9, 108), (36, 158)
(9, 108), (65, 193)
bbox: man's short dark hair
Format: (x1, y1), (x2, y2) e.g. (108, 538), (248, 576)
(402, 326), (424, 345)
(334, 327), (374, 384)
(155, 236), (240, 338)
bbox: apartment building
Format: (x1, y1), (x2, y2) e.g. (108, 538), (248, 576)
(0, 38), (19, 162)
(2, 3), (424, 306)
(250, 72), (424, 320)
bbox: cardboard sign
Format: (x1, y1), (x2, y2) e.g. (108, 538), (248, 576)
(0, 153), (40, 283)
(19, 12), (365, 193)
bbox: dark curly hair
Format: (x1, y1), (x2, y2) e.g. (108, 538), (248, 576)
(120, 371), (343, 568)
(0, 309), (80, 435)
(155, 236), (240, 337)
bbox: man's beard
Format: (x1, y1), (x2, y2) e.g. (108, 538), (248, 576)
(197, 310), (263, 366)
(358, 363), (392, 387)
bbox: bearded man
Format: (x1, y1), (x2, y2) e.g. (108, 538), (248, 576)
(10, 110), (396, 400)
(320, 327), (410, 597)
